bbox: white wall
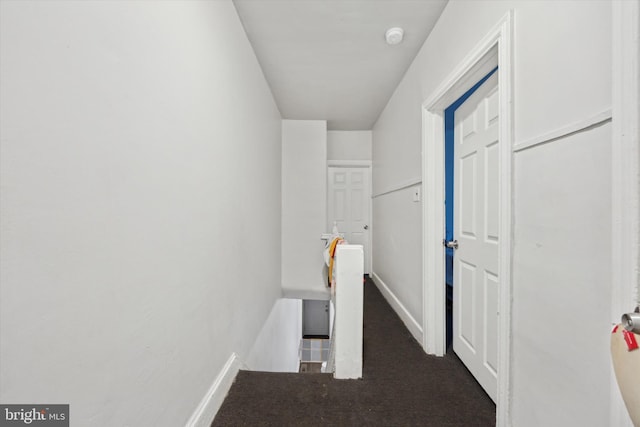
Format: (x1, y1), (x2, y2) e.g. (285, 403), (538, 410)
(0, 1), (282, 426)
(327, 131), (372, 161)
(372, 0), (614, 425)
(245, 299), (302, 372)
(281, 120), (329, 299)
(371, 187), (423, 326)
(512, 123), (612, 426)
(371, 52), (424, 330)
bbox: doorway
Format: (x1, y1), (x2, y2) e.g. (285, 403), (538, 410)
(327, 165), (372, 274)
(445, 68), (499, 401)
(421, 11), (513, 425)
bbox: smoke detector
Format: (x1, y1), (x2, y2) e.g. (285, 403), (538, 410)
(385, 27), (404, 45)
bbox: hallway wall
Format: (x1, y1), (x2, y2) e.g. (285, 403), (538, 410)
(245, 298), (302, 372)
(0, 1), (282, 425)
(281, 120), (328, 299)
(372, 1), (615, 425)
(327, 131), (372, 161)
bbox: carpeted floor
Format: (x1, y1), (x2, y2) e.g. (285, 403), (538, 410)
(212, 278), (495, 426)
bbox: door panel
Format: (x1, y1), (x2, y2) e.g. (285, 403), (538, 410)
(484, 271), (499, 375)
(452, 72), (499, 402)
(460, 153), (478, 237)
(333, 190), (346, 221)
(485, 142), (499, 241)
(459, 260), (477, 350)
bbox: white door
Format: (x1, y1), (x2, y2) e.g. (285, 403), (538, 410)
(452, 72), (499, 401)
(327, 167), (371, 274)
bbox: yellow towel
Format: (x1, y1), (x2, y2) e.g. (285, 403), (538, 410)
(328, 237), (344, 286)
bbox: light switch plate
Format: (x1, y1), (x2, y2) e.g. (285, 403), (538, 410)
(413, 187), (421, 202)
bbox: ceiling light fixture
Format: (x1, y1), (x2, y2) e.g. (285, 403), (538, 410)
(385, 27), (404, 45)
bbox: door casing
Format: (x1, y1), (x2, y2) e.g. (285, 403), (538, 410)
(611, 1), (640, 425)
(327, 160), (372, 275)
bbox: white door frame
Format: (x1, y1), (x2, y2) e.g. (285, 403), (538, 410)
(611, 1), (640, 425)
(327, 160), (373, 275)
(421, 11), (513, 425)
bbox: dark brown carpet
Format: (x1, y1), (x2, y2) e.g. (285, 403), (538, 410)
(212, 278), (495, 426)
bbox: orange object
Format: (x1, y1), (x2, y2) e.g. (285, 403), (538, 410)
(327, 237), (344, 286)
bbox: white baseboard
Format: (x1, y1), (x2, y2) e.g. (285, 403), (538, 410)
(370, 272), (423, 346)
(185, 352), (242, 427)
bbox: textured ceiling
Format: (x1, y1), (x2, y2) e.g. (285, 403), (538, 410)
(233, 0), (448, 130)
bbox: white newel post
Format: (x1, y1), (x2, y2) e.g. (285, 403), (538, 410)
(333, 244), (364, 379)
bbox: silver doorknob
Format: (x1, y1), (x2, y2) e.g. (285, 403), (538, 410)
(364, 225), (369, 230)
(622, 307), (640, 334)
(443, 239), (458, 249)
